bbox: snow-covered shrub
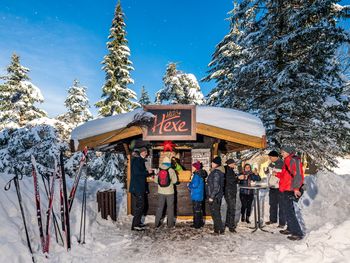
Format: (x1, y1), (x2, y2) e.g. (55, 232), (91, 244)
(65, 150), (126, 185)
(0, 123), (67, 176)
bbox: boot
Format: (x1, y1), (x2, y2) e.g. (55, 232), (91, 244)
(246, 215), (251, 224)
(241, 214), (245, 222)
(287, 235), (303, 241)
(280, 229), (291, 235)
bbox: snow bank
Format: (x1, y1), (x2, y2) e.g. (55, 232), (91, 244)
(0, 172), (126, 263)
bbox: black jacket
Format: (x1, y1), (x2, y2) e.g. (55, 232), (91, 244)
(129, 156), (149, 194)
(225, 166), (239, 195)
(207, 166), (225, 200)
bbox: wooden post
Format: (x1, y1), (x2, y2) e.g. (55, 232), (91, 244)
(123, 143), (132, 215)
(212, 140), (220, 159)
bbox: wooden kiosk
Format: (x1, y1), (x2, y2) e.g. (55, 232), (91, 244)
(71, 105), (266, 219)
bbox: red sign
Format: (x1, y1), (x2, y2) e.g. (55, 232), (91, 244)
(143, 105), (196, 141)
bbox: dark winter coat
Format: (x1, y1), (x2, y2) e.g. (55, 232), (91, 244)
(129, 156), (149, 194)
(188, 171), (205, 202)
(207, 166), (225, 200)
(225, 166), (239, 195)
(239, 171), (261, 195)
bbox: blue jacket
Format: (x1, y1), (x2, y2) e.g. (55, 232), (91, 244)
(188, 172), (205, 201)
(239, 171), (261, 195)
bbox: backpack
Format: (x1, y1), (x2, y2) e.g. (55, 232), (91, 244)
(158, 168), (171, 187)
(284, 155), (305, 201)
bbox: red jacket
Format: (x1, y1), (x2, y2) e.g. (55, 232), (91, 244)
(276, 154), (304, 192)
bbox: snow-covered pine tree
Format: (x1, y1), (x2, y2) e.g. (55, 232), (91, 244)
(224, 0), (350, 168)
(138, 86), (151, 105)
(95, 1), (139, 116)
(58, 79), (92, 129)
(155, 63), (204, 105)
(0, 53), (47, 130)
(203, 2), (248, 107)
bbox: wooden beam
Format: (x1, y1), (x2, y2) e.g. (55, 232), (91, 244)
(123, 143), (132, 215)
(196, 123), (265, 149)
(76, 126), (142, 151)
(74, 122), (266, 152)
(212, 140), (219, 159)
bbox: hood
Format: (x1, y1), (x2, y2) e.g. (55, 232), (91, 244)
(215, 166), (225, 173)
(159, 163), (171, 170)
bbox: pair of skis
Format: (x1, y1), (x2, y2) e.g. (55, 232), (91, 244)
(31, 156), (60, 255)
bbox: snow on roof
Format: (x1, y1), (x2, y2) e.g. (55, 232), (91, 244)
(196, 106), (265, 137)
(71, 106), (265, 141)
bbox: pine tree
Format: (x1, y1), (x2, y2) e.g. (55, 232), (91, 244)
(203, 2), (248, 107)
(95, 1), (139, 116)
(155, 63), (204, 105)
(0, 53), (47, 130)
(216, 0), (350, 168)
(58, 79), (92, 128)
(138, 86), (151, 105)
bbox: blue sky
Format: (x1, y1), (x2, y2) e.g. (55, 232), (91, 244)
(0, 0), (349, 117)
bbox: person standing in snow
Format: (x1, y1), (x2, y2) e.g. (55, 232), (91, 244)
(188, 161), (206, 229)
(224, 159), (239, 232)
(274, 146), (304, 241)
(154, 156), (178, 228)
(129, 147), (152, 231)
(207, 156), (225, 234)
(238, 164), (261, 224)
(265, 150), (286, 228)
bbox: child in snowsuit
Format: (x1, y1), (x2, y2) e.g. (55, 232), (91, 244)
(188, 161), (206, 228)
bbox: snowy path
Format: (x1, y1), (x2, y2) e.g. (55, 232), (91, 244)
(50, 219), (292, 263)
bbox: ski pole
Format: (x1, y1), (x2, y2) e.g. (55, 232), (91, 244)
(68, 147), (88, 213)
(60, 151), (71, 251)
(78, 175), (86, 244)
(39, 166), (63, 246)
(82, 175), (88, 244)
(5, 168), (35, 263)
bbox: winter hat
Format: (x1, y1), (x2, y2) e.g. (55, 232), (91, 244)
(140, 147), (148, 153)
(268, 150), (279, 157)
(281, 146), (295, 154)
(192, 161), (202, 171)
(162, 156), (171, 167)
(212, 156), (222, 166)
(226, 159), (235, 165)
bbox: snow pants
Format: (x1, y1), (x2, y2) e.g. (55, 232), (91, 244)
(240, 193), (254, 218)
(209, 197), (224, 232)
(282, 191), (303, 237)
(225, 190), (237, 229)
(155, 193), (175, 228)
(131, 193), (145, 229)
(192, 201), (204, 228)
(269, 188), (286, 225)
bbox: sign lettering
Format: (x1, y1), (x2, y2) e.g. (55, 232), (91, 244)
(143, 105), (196, 141)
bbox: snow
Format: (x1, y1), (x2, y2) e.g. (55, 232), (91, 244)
(1, 159), (350, 262)
(21, 81), (44, 102)
(71, 106), (266, 149)
(71, 108), (144, 141)
(196, 106), (265, 137)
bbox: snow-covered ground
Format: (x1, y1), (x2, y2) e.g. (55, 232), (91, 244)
(1, 159), (349, 263)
